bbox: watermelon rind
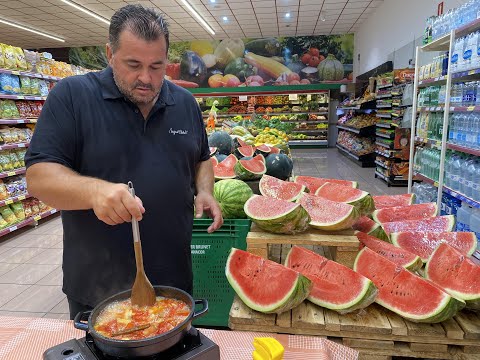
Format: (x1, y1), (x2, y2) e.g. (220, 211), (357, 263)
(382, 215), (456, 239)
(354, 248), (465, 323)
(425, 243), (480, 310)
(259, 175), (306, 202)
(353, 216), (388, 240)
(236, 145), (256, 158)
(372, 203), (438, 224)
(225, 248), (312, 314)
(213, 179), (253, 219)
(244, 195), (311, 234)
(234, 160), (266, 181)
(315, 183), (375, 216)
(294, 176), (358, 193)
(213, 154), (238, 180)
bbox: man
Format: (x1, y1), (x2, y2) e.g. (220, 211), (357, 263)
(25, 4), (223, 319)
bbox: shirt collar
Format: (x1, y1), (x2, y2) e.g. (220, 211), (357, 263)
(99, 66), (175, 106)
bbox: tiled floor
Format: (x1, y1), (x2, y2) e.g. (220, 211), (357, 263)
(0, 149), (408, 319)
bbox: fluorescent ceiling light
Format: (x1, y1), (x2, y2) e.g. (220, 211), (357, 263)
(179, 0), (215, 35)
(0, 19), (65, 42)
(59, 0), (110, 25)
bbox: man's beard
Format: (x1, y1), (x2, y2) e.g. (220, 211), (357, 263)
(112, 69), (162, 105)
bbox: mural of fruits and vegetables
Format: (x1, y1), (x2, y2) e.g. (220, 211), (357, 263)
(166, 34), (354, 89)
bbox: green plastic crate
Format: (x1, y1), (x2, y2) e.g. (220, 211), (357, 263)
(191, 218), (251, 327)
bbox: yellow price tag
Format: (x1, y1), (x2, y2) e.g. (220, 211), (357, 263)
(11, 71), (19, 75)
(18, 195), (25, 200)
(468, 70), (475, 75)
(34, 215), (41, 221)
(434, 181), (439, 187)
(5, 199), (12, 205)
(467, 106), (475, 111)
(16, 96), (24, 100)
(7, 171), (15, 176)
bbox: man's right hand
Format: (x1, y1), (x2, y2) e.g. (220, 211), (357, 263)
(92, 182), (145, 225)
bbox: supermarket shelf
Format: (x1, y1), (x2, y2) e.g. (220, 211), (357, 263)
(375, 141), (393, 149)
(337, 100), (377, 111)
(452, 67), (480, 80)
(336, 143), (376, 167)
(421, 34), (451, 52)
(291, 129), (328, 133)
(376, 132), (394, 139)
(376, 122), (394, 128)
(287, 120), (328, 124)
(0, 193), (31, 207)
(446, 142), (480, 156)
(418, 105), (480, 112)
(0, 118), (37, 124)
(375, 94), (393, 100)
(202, 111), (328, 117)
(377, 83), (393, 89)
(375, 160), (388, 169)
(375, 149), (394, 158)
(0, 68), (62, 81)
(288, 139), (328, 147)
(0, 209), (58, 238)
(0, 94), (46, 101)
(413, 172), (437, 186)
(200, 103), (330, 109)
(0, 142), (29, 151)
(0, 168), (26, 179)
(375, 171), (409, 187)
(443, 186), (480, 209)
(418, 76), (447, 88)
(376, 113), (392, 118)
(418, 106), (446, 112)
(415, 136), (442, 149)
(376, 104), (392, 109)
(337, 124), (375, 135)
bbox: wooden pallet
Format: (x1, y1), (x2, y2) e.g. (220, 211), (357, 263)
(229, 298), (480, 360)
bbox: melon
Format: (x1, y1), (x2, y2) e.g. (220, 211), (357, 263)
(225, 248), (313, 314)
(253, 154), (265, 163)
(236, 145), (256, 158)
(213, 154), (237, 180)
(372, 203), (438, 224)
(298, 193), (359, 231)
(391, 231), (478, 262)
(213, 179), (253, 219)
(208, 131), (234, 155)
(315, 182), (375, 216)
(256, 144), (272, 155)
(294, 176), (357, 193)
(210, 156), (218, 166)
(234, 159), (266, 180)
(317, 54), (344, 81)
(354, 247), (465, 323)
(215, 153), (228, 163)
(244, 195), (310, 234)
(353, 216), (388, 240)
(285, 246), (377, 314)
(234, 137), (248, 149)
(355, 232), (423, 271)
(382, 216), (455, 238)
(269, 146), (281, 154)
(209, 146), (218, 156)
(372, 194), (415, 209)
(259, 174), (305, 202)
(425, 243), (480, 310)
(265, 153), (293, 180)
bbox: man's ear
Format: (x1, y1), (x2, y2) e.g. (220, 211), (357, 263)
(106, 43), (113, 66)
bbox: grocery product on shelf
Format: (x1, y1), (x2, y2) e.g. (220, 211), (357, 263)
(338, 113), (376, 128)
(337, 131), (376, 156)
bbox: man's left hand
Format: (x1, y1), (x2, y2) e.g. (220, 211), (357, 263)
(194, 192), (223, 233)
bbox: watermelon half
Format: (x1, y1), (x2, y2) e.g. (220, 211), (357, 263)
(294, 176), (358, 193)
(213, 154), (238, 180)
(425, 243), (480, 310)
(256, 144), (272, 155)
(244, 195), (310, 234)
(234, 159), (267, 180)
(372, 194), (415, 209)
(225, 248), (313, 314)
(285, 246), (377, 314)
(236, 145), (256, 158)
(382, 216), (455, 238)
(210, 156), (219, 166)
(354, 247), (465, 323)
(298, 193), (359, 231)
(372, 203), (438, 224)
(355, 232), (423, 271)
(391, 231), (478, 262)
(259, 175), (306, 202)
(352, 216), (388, 241)
(253, 154), (265, 164)
(213, 179), (253, 219)
(315, 182), (375, 216)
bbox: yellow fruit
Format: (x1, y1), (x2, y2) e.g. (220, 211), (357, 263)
(190, 40), (214, 56)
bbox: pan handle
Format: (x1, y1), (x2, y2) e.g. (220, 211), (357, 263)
(73, 310), (92, 331)
(192, 299), (208, 319)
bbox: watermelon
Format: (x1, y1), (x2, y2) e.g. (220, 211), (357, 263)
(256, 144), (272, 155)
(354, 247), (465, 323)
(372, 203), (438, 224)
(210, 156), (218, 166)
(391, 231), (478, 262)
(285, 246), (377, 314)
(208, 131), (234, 155)
(269, 146), (281, 154)
(372, 194), (415, 209)
(265, 153), (293, 180)
(259, 174), (305, 202)
(382, 216), (455, 238)
(225, 248), (313, 314)
(234, 137), (248, 148)
(315, 182), (375, 216)
(213, 154), (237, 180)
(298, 193), (359, 231)
(253, 154), (265, 163)
(355, 232), (423, 271)
(244, 195), (310, 234)
(236, 145), (255, 158)
(209, 147), (218, 156)
(353, 216), (388, 240)
(425, 243), (480, 310)
(294, 176), (357, 193)
(213, 179), (253, 219)
(234, 159), (266, 180)
(215, 153), (228, 163)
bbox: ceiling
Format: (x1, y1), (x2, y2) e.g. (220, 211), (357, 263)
(0, 0), (383, 49)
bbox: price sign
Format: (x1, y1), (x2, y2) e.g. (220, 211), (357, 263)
(7, 171), (15, 176)
(34, 215), (41, 221)
(16, 96), (24, 100)
(16, 120), (25, 124)
(11, 71), (19, 75)
(467, 106), (475, 111)
(434, 181), (439, 187)
(9, 226), (18, 232)
(289, 94), (298, 101)
(306, 94), (312, 101)
(18, 195), (25, 200)
(5, 199), (12, 205)
(468, 70), (475, 75)
(18, 144), (25, 148)
(50, 209), (57, 214)
(239, 95), (248, 102)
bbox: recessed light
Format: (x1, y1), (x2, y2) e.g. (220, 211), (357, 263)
(320, 11), (326, 22)
(285, 13), (291, 18)
(222, 16), (228, 21)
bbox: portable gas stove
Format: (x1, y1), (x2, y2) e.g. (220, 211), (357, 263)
(43, 327), (220, 360)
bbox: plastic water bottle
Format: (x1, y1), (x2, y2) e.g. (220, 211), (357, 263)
(444, 150), (453, 187)
(452, 37), (465, 72)
(473, 160), (480, 201)
(451, 153), (463, 190)
(456, 202), (471, 232)
(465, 113), (476, 147)
(451, 83), (462, 106)
(448, 113), (457, 144)
(466, 159), (478, 198)
(438, 85), (446, 105)
(469, 31), (480, 69)
(475, 81), (480, 106)
(461, 155), (474, 194)
(469, 208), (480, 247)
(472, 113), (480, 148)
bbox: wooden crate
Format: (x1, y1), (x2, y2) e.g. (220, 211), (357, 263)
(230, 297), (480, 360)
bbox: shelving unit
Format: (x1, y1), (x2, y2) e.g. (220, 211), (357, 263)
(335, 143), (376, 167)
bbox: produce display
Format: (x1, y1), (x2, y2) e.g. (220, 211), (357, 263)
(259, 174), (306, 202)
(337, 131), (376, 156)
(213, 154), (237, 180)
(314, 182), (375, 216)
(338, 113), (377, 129)
(352, 216), (386, 239)
(372, 193), (415, 209)
(234, 158), (266, 180)
(213, 179), (253, 219)
(381, 216), (455, 237)
(264, 153), (293, 180)
(294, 176), (357, 193)
(372, 202), (438, 224)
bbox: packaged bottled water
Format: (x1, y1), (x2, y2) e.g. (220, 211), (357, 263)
(475, 81), (480, 106)
(465, 158), (478, 198)
(473, 159), (480, 202)
(462, 82), (476, 106)
(451, 37), (465, 72)
(451, 83), (463, 106)
(438, 85), (446, 105)
(456, 202), (471, 232)
(444, 150), (453, 187)
(451, 152), (463, 190)
(469, 208), (480, 246)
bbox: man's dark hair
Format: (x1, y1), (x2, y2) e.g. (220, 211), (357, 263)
(109, 4), (169, 52)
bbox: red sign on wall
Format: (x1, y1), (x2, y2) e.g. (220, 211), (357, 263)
(438, 1), (444, 16)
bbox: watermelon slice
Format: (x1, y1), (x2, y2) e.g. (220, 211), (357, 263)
(225, 248), (313, 314)
(372, 203), (438, 224)
(209, 146), (218, 156)
(285, 246), (377, 314)
(382, 216), (455, 238)
(298, 193), (359, 231)
(244, 195), (310, 234)
(253, 154), (265, 163)
(355, 232), (423, 271)
(315, 182), (375, 215)
(259, 175), (305, 202)
(354, 247), (465, 323)
(391, 231), (478, 262)
(213, 154), (237, 180)
(236, 145), (256, 158)
(210, 156), (219, 166)
(352, 216), (388, 240)
(425, 243), (480, 310)
(372, 194), (415, 209)
(294, 176), (358, 193)
(235, 137), (248, 148)
(269, 146), (281, 154)
(234, 159), (266, 180)
(256, 144), (272, 155)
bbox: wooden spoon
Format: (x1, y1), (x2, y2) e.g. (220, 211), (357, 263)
(128, 181), (156, 307)
(111, 323), (151, 337)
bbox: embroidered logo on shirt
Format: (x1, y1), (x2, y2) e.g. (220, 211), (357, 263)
(169, 128), (188, 135)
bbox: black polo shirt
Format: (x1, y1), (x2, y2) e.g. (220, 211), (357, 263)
(25, 66), (210, 307)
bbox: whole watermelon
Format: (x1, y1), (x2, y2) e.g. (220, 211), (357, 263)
(213, 179), (253, 218)
(265, 153), (293, 180)
(317, 54), (344, 81)
(208, 131), (234, 155)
